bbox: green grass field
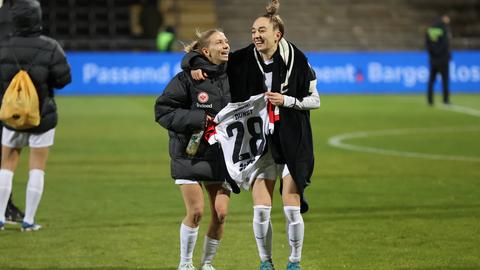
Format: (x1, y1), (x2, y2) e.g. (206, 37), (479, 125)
(1, 94), (479, 270)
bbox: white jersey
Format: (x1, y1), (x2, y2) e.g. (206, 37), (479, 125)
(208, 93), (273, 189)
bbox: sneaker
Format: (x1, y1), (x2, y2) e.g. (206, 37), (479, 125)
(177, 263), (196, 270)
(260, 260), (275, 270)
(21, 222), (42, 232)
(286, 261), (301, 270)
(5, 202), (25, 224)
(201, 264), (215, 270)
(0, 221), (4, 231)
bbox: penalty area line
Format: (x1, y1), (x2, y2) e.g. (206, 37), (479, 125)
(328, 127), (480, 162)
(437, 104), (480, 118)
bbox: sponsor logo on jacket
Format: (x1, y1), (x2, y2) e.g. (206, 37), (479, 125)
(196, 91), (212, 108)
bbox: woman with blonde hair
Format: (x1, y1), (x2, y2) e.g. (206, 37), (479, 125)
(155, 29), (233, 270)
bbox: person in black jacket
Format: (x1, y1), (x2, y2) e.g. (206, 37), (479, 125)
(0, 0), (26, 225)
(426, 14), (451, 105)
(0, 0), (71, 232)
(188, 1), (319, 269)
(155, 29), (232, 270)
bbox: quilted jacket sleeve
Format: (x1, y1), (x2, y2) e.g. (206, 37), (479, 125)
(154, 72), (206, 133)
(49, 42), (71, 89)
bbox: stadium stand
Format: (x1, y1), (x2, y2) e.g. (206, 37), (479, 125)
(38, 0), (480, 51)
(41, 0), (140, 50)
(214, 0), (480, 51)
(176, 0), (217, 42)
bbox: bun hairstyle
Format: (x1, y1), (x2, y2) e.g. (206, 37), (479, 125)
(184, 29), (222, 53)
(265, 0), (280, 15)
(262, 0), (284, 37)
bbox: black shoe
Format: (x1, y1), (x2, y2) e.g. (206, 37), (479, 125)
(5, 202), (25, 224)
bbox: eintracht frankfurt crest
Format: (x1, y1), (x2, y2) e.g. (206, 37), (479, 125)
(197, 92), (209, 103)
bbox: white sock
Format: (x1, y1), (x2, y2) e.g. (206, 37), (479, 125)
(179, 223), (199, 265)
(23, 169), (45, 225)
(201, 235), (220, 265)
(0, 170), (14, 223)
(284, 206), (304, 263)
(253, 205), (273, 262)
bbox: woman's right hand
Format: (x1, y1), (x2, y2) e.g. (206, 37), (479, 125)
(191, 69), (208, 81)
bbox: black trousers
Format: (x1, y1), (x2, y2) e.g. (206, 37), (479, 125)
(427, 62), (450, 104)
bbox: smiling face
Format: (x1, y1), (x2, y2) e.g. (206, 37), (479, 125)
(251, 17), (282, 60)
(201, 31), (230, 65)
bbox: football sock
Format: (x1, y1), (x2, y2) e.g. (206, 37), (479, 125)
(201, 235), (220, 265)
(284, 206), (304, 263)
(24, 169), (44, 224)
(253, 205), (273, 262)
(179, 223), (199, 264)
(0, 170), (14, 223)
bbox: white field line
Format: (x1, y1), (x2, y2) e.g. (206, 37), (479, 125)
(437, 104), (480, 118)
(328, 126), (480, 162)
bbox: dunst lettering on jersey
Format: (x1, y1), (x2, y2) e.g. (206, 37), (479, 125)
(234, 109), (254, 120)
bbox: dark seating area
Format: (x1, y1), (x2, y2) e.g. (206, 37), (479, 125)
(40, 0), (159, 51)
(38, 0), (480, 51)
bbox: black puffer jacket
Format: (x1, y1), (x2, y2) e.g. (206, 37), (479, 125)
(0, 0), (71, 133)
(155, 53), (231, 182)
(0, 0), (13, 39)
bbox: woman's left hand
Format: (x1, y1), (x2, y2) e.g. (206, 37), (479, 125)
(265, 92), (284, 106)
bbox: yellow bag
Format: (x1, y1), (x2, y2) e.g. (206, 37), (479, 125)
(0, 70), (40, 129)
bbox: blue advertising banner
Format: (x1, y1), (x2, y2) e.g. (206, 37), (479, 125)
(64, 52), (183, 95)
(61, 51), (480, 95)
(309, 51), (480, 94)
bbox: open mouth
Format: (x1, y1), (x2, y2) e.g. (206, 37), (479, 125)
(254, 39), (264, 46)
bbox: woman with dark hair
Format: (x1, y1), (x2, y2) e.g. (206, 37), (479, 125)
(239, 3), (319, 269)
(155, 29), (233, 270)
(188, 1), (319, 269)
